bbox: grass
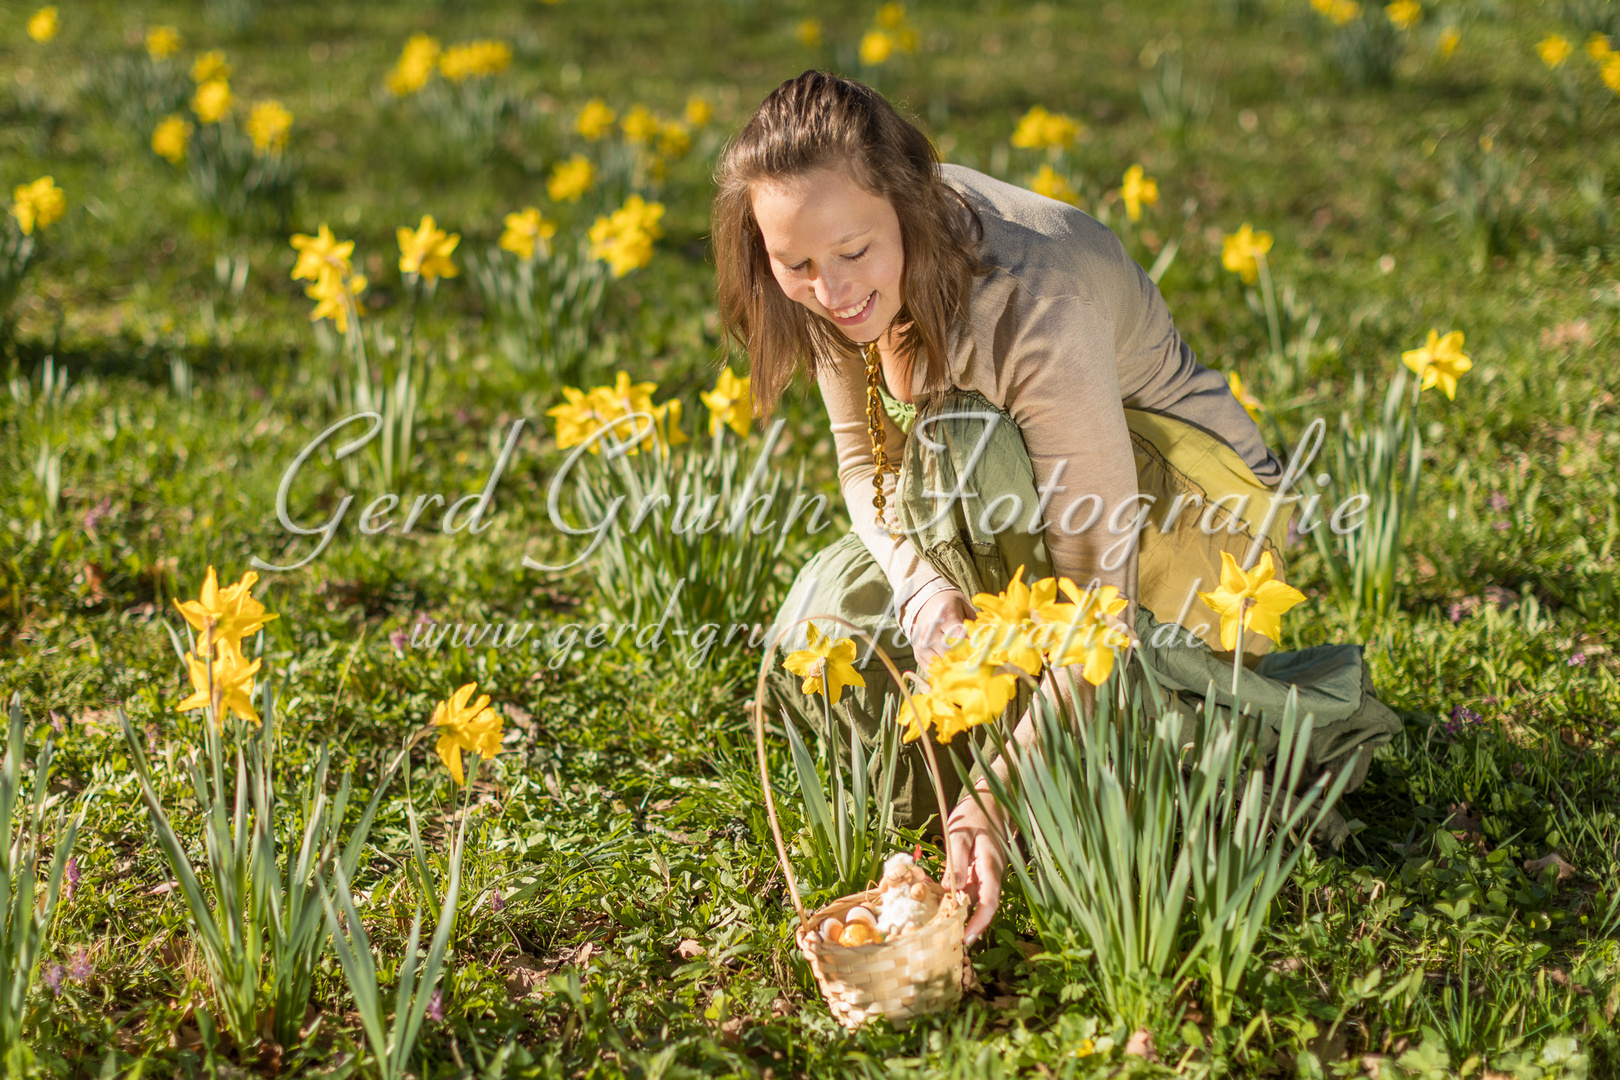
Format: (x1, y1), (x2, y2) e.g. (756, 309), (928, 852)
(2, 0), (1618, 1075)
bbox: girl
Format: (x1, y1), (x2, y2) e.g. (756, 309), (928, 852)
(712, 71), (1400, 945)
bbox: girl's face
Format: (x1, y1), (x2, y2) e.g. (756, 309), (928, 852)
(750, 166), (905, 345)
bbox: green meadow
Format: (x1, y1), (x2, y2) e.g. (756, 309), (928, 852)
(1, 0), (1617, 1076)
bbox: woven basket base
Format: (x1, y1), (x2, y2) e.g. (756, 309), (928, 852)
(796, 883), (969, 1029)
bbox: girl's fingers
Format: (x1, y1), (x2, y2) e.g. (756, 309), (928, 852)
(963, 840), (1002, 945)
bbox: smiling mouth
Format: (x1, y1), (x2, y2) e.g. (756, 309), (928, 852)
(829, 291), (875, 322)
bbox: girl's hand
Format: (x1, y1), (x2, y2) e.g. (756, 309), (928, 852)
(945, 787), (1008, 946)
(908, 588), (975, 674)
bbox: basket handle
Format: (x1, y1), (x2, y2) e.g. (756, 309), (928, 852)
(751, 613), (957, 929)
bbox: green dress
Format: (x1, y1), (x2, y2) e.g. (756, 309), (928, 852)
(763, 387), (1401, 851)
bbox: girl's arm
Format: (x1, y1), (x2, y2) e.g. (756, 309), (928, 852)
(816, 356), (962, 644)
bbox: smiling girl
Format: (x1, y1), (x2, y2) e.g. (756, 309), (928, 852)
(713, 72), (1400, 945)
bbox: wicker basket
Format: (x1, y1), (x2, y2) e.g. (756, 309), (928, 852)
(753, 615), (972, 1030)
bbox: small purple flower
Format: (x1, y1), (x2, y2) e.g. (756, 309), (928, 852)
(426, 988), (444, 1022)
(1568, 651), (1587, 667)
(42, 962), (65, 995)
(490, 888), (504, 913)
(67, 947), (92, 984)
(49, 711), (65, 734)
(1492, 520), (1510, 532)
(389, 626), (409, 656)
(1450, 704), (1483, 724)
(1448, 602), (1465, 624)
(1488, 492), (1510, 511)
(62, 857), (79, 903)
(1286, 516), (1302, 548)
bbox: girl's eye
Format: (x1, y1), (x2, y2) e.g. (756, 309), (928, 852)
(845, 247), (869, 261)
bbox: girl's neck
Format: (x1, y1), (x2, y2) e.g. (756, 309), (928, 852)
(875, 324), (915, 404)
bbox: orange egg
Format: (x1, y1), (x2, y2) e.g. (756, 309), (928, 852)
(839, 921), (882, 946)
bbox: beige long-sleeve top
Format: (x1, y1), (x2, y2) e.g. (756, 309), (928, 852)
(819, 164), (1284, 637)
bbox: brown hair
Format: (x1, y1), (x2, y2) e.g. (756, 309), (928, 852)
(711, 71), (987, 415)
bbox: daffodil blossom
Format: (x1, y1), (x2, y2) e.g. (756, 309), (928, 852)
(782, 623), (866, 705)
(1400, 329), (1472, 400)
(1196, 550), (1306, 651)
(432, 682), (503, 785)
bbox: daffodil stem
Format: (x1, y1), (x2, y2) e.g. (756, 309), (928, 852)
(1258, 256), (1282, 359)
(1231, 622), (1244, 703)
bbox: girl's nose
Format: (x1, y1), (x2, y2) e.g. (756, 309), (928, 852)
(815, 274), (851, 312)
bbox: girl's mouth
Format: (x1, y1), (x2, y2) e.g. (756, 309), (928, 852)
(828, 290), (875, 326)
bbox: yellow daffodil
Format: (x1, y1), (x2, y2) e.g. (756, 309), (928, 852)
(546, 386), (619, 453)
(1438, 26), (1460, 59)
(1602, 54), (1620, 92)
(684, 96), (713, 126)
(145, 26), (181, 60)
(701, 367), (752, 438)
(1401, 329), (1472, 400)
(576, 99), (617, 141)
(1221, 223), (1273, 285)
(289, 223), (355, 281)
(192, 79), (232, 124)
(547, 154), (595, 202)
(1587, 32), (1615, 62)
(397, 214), (460, 282)
(1011, 105), (1083, 151)
(795, 18), (823, 47)
(588, 195), (664, 278)
(1118, 164), (1159, 223)
(860, 29), (895, 65)
(431, 682), (503, 786)
(1538, 33), (1572, 68)
(151, 115), (192, 164)
(190, 50), (230, 84)
(173, 567), (280, 660)
(305, 268), (367, 333)
(598, 370), (660, 438)
(657, 120), (691, 160)
(1032, 577), (1131, 686)
(783, 623), (866, 705)
(957, 567), (1044, 675)
(927, 656), (1018, 740)
(1228, 371), (1265, 423)
(438, 40), (511, 81)
(246, 99), (292, 156)
(546, 372), (675, 454)
(178, 647), (262, 726)
(876, 2), (907, 28)
(621, 104), (660, 144)
(499, 206), (556, 260)
(1197, 550), (1305, 652)
(9, 176), (65, 236)
(970, 565), (1039, 636)
(1384, 1), (1420, 30)
(26, 6), (58, 43)
(1027, 164), (1079, 206)
(897, 688), (955, 744)
(1326, 0), (1362, 25)
(652, 399), (688, 448)
(387, 34), (440, 96)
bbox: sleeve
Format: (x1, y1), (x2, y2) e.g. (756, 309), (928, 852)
(996, 292), (1143, 608)
(817, 357), (957, 639)
(1114, 260), (1284, 484)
